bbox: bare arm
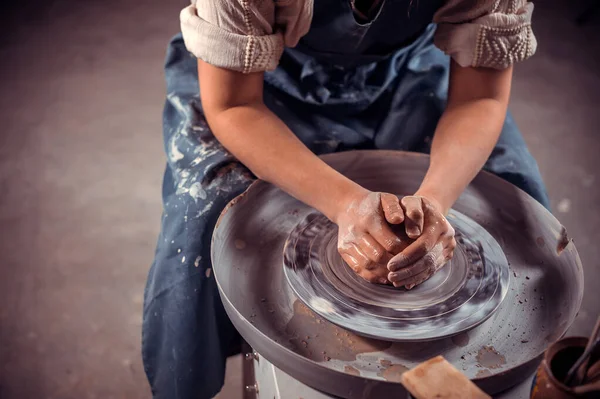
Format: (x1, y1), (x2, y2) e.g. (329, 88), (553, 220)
(198, 61), (364, 221)
(199, 61), (406, 284)
(388, 61), (512, 287)
(416, 60), (513, 213)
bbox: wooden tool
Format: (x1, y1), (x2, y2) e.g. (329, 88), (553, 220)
(401, 356), (490, 399)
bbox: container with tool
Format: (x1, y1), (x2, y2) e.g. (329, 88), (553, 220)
(531, 318), (600, 399)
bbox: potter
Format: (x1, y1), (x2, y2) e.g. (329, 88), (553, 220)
(143, 1), (551, 398)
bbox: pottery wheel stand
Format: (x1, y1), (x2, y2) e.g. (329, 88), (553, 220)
(211, 151), (584, 398)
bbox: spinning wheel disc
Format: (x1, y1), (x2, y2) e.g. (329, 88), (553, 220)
(283, 212), (510, 341)
(211, 151), (584, 397)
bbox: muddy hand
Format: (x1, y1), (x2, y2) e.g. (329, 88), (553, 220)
(335, 191), (409, 284)
(387, 196), (456, 289)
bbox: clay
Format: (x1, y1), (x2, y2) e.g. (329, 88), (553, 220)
(283, 211), (509, 341)
(211, 150), (584, 398)
(476, 346), (507, 370)
(557, 226), (571, 255)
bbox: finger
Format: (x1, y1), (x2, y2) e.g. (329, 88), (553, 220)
(381, 193), (404, 224)
(387, 234), (436, 271)
(369, 222), (405, 255)
(340, 251), (362, 274)
(444, 250), (454, 262)
(446, 236), (457, 252)
(340, 246), (372, 274)
(387, 258), (430, 283)
(364, 273), (390, 285)
(357, 234), (391, 266)
(396, 268), (432, 289)
(392, 267), (431, 288)
(341, 247), (389, 285)
(393, 250), (441, 287)
(401, 196), (424, 239)
(430, 243), (448, 273)
(360, 267), (392, 285)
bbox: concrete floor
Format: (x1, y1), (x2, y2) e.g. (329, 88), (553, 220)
(0, 1), (597, 398)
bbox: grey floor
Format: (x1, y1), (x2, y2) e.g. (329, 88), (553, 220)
(0, 1), (597, 398)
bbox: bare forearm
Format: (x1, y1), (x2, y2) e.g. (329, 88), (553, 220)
(207, 103), (364, 221)
(416, 62), (513, 214)
(416, 99), (507, 213)
(199, 62), (365, 221)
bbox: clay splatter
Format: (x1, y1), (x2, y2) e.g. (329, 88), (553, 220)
(194, 256), (202, 267)
(188, 182), (207, 201)
(556, 226), (570, 255)
(234, 239), (247, 250)
(476, 346), (506, 369)
(168, 138), (184, 162)
(205, 268), (212, 278)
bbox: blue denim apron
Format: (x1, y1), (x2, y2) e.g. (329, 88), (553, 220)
(142, 1), (550, 398)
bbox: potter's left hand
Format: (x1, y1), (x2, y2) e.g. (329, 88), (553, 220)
(387, 196), (456, 289)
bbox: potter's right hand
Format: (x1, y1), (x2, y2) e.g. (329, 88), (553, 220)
(334, 190), (409, 284)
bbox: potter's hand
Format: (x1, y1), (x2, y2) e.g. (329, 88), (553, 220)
(335, 191), (409, 284)
(387, 196), (456, 289)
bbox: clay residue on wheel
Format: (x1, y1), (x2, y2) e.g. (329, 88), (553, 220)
(285, 301), (391, 362)
(377, 364), (409, 382)
(344, 365), (361, 376)
(476, 346), (506, 369)
(556, 226), (571, 255)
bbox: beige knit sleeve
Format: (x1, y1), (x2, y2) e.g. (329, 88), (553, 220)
(180, 0), (313, 74)
(433, 0), (537, 69)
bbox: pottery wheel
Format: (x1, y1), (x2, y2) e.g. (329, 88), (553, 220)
(283, 210), (509, 341)
(211, 151), (583, 397)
